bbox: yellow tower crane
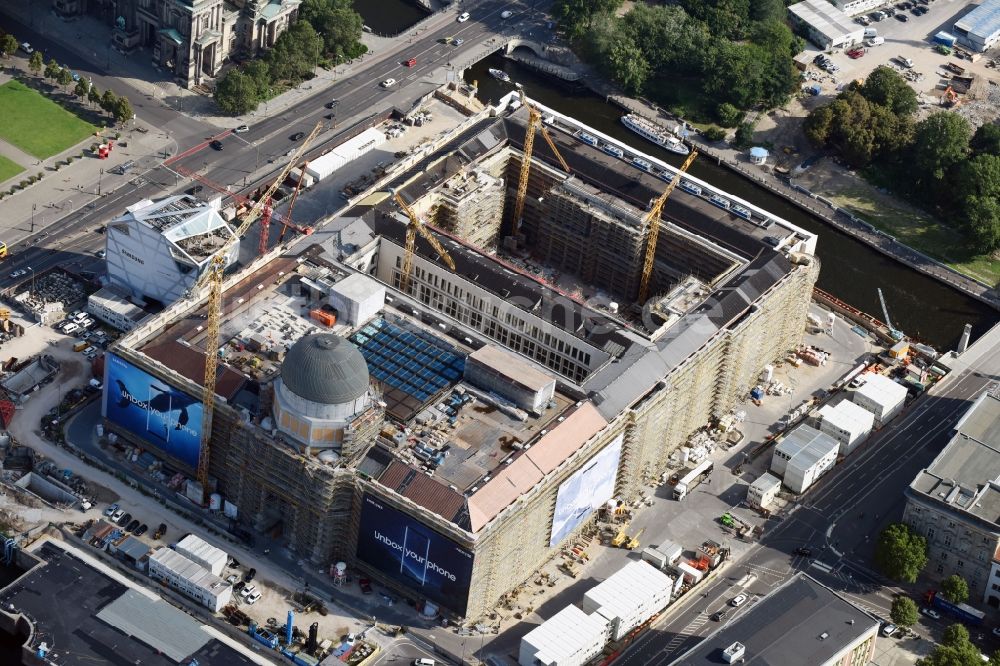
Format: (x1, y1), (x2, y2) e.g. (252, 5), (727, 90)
(195, 120), (324, 504)
(393, 191), (456, 293)
(637, 150), (698, 304)
(511, 89), (571, 240)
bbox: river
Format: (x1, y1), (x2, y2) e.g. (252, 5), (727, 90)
(352, 0), (429, 37)
(460, 55), (998, 351)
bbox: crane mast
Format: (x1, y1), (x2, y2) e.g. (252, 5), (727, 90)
(638, 150), (698, 303)
(195, 121), (323, 503)
(394, 191), (456, 293)
(511, 90), (570, 240)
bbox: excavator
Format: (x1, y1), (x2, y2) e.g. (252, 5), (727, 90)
(624, 527), (645, 551)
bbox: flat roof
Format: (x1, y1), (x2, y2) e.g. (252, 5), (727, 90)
(854, 373), (907, 408)
(467, 345), (556, 393)
(150, 547), (228, 595)
(583, 561), (674, 617)
(789, 0), (863, 42)
(89, 286), (146, 320)
(909, 391), (1000, 528)
(818, 400), (874, 434)
(777, 424), (839, 469)
(955, 0), (1000, 39)
(522, 604), (609, 664)
(672, 573), (879, 665)
(177, 533), (229, 568)
(0, 541), (268, 665)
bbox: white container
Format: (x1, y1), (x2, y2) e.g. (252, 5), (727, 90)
(209, 493), (222, 511)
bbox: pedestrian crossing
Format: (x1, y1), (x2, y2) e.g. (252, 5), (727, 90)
(659, 613), (709, 656)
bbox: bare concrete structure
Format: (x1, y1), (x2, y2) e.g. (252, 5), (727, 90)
(104, 96), (819, 621)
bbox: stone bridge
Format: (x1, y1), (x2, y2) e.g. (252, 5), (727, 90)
(502, 38), (581, 82)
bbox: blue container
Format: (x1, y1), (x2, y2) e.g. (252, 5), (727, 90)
(933, 31), (957, 47)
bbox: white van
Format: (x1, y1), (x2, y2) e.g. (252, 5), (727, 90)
(898, 55), (914, 68)
(864, 27), (878, 38)
(865, 36), (885, 46)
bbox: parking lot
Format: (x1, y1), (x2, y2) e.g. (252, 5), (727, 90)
(805, 0), (999, 100)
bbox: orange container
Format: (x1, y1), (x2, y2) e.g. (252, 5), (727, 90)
(310, 309), (336, 327)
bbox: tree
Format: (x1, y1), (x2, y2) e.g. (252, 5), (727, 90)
(890, 596), (919, 628)
(605, 38), (648, 94)
(300, 0), (364, 61)
(861, 66), (918, 117)
(214, 69), (260, 115)
(553, 0), (624, 39)
(941, 575), (970, 604)
(100, 89), (118, 116)
(733, 122), (754, 149)
(114, 96), (133, 125)
(73, 78), (89, 98)
(242, 59), (271, 98)
(965, 196), (1000, 252)
(910, 112), (971, 191)
(56, 67), (73, 90)
(267, 21), (323, 82)
(917, 624), (990, 666)
(971, 123), (1000, 157)
(0, 34), (18, 59)
(87, 85), (101, 107)
(28, 50), (43, 76)
(716, 102), (742, 128)
(874, 523), (928, 583)
(44, 58), (59, 80)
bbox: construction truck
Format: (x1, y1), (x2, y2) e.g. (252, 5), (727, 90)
(610, 528), (628, 548)
(623, 527), (645, 551)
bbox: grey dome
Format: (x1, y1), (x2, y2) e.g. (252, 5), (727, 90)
(280, 334), (370, 405)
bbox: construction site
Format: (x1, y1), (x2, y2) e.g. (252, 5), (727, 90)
(100, 89), (821, 622)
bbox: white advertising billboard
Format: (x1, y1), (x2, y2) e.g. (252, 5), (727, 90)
(549, 434), (624, 546)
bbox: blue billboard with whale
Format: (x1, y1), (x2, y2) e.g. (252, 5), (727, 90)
(103, 354), (202, 469)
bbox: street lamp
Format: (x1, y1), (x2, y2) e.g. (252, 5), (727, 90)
(98, 168), (103, 196)
(26, 266), (34, 296)
(30, 204), (36, 233)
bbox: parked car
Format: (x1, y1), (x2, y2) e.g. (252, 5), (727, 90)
(896, 13), (909, 21)
(226, 574), (239, 585)
(104, 504), (119, 517)
(380, 78), (396, 88)
(233, 581), (246, 593)
(110, 509), (125, 522)
(882, 623), (897, 637)
(154, 523), (167, 539)
(134, 524), (148, 537)
(19, 42), (33, 54)
(246, 590), (261, 605)
(234, 124), (249, 133)
(244, 567), (257, 582)
(359, 577), (373, 594)
(457, 11), (470, 21)
(125, 519), (140, 532)
(117, 512), (132, 527)
(290, 131), (305, 141)
(63, 323), (80, 334)
(240, 584), (256, 599)
(730, 594), (748, 607)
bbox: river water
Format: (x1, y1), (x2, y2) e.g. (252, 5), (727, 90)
(352, 0), (429, 37)
(460, 55), (998, 350)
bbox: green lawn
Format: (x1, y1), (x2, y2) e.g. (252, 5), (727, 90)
(826, 186), (1000, 287)
(0, 155), (24, 184)
(0, 80), (97, 159)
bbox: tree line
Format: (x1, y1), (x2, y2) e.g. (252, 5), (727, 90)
(805, 66), (1000, 252)
(552, 0), (802, 123)
(214, 0), (366, 115)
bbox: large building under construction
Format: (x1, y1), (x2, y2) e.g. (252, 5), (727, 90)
(103, 95), (819, 620)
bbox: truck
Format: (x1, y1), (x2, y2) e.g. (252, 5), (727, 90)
(929, 592), (985, 626)
(673, 460), (714, 500)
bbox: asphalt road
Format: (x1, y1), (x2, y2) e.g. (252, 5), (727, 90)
(617, 342), (1000, 665)
(0, 0), (549, 289)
